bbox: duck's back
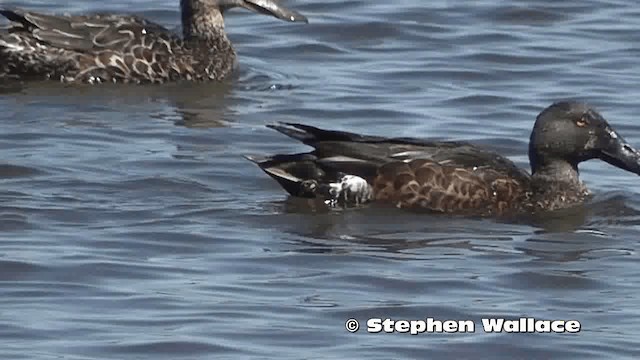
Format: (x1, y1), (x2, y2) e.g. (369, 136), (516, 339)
(0, 9), (232, 83)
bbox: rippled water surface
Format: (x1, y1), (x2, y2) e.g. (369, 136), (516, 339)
(2, 0), (640, 358)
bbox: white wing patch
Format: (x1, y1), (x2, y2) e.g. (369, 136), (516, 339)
(321, 156), (368, 163)
(0, 41), (25, 52)
(325, 175), (372, 206)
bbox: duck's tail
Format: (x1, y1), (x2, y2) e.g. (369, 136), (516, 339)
(245, 153), (374, 206)
(1, 9), (35, 30)
(266, 122), (373, 146)
(244, 153), (325, 198)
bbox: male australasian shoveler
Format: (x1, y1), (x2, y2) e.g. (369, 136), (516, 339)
(247, 102), (640, 216)
(0, 0), (307, 84)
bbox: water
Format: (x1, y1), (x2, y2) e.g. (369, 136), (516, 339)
(1, 0), (640, 358)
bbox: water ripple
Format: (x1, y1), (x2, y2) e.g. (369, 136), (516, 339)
(2, 0), (640, 359)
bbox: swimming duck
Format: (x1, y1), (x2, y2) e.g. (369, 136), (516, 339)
(247, 102), (640, 216)
(0, 0), (307, 83)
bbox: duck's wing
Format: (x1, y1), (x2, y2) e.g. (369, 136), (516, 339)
(0, 8), (174, 52)
(267, 122), (531, 182)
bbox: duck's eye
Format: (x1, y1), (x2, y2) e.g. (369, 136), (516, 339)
(575, 117), (589, 127)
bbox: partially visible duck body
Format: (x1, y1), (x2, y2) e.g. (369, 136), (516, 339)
(248, 102), (640, 217)
(0, 0), (307, 84)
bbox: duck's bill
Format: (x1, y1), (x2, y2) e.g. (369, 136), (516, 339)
(242, 0), (308, 23)
(600, 128), (640, 175)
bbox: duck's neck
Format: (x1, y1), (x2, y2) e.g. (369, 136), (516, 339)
(531, 160), (580, 185)
(181, 0), (229, 43)
(529, 160), (590, 209)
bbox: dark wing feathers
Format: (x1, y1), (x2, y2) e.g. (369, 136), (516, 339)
(0, 8), (34, 28)
(1, 9), (172, 52)
(268, 122), (530, 182)
(267, 122), (372, 144)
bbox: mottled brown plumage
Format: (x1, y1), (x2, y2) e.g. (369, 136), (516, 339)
(371, 159), (523, 214)
(247, 102), (640, 216)
(0, 0), (307, 84)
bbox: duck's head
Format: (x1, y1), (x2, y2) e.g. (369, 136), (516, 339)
(181, 0), (307, 38)
(181, 0), (307, 24)
(529, 101), (640, 180)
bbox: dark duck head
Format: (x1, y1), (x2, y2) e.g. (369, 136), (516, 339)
(529, 101), (640, 187)
(181, 0), (308, 40)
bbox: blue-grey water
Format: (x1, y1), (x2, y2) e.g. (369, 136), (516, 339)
(2, 0), (640, 358)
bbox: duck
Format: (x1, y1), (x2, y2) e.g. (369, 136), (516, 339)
(247, 102), (640, 216)
(0, 0), (307, 84)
